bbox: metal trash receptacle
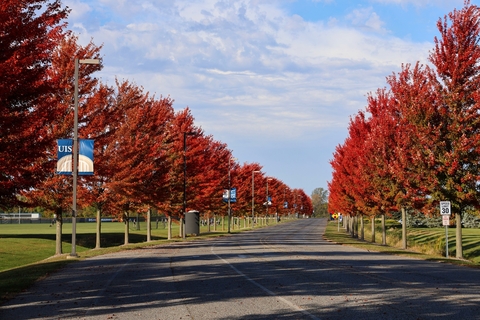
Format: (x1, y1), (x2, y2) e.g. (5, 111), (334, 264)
(185, 210), (200, 235)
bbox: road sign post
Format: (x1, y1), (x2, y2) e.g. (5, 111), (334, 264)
(440, 201), (451, 258)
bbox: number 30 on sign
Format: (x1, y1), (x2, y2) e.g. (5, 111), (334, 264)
(440, 201), (451, 216)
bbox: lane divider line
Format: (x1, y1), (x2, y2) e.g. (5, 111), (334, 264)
(211, 246), (321, 320)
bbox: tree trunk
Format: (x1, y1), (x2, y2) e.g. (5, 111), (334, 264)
(353, 216), (357, 237)
(401, 207), (407, 250)
(55, 209), (63, 255)
(208, 213), (211, 232)
(95, 208), (101, 249)
(456, 212), (463, 259)
(381, 214), (386, 245)
(371, 216), (375, 243)
(167, 216), (172, 240)
(360, 214), (364, 240)
(350, 216), (354, 237)
(179, 217), (184, 238)
(353, 215), (358, 238)
(351, 216), (355, 238)
(147, 208), (151, 242)
(124, 211), (129, 245)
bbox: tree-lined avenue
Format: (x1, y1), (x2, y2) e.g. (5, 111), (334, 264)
(1, 219), (479, 319)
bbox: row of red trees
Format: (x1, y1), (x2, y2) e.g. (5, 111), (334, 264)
(328, 1), (480, 259)
(1, 1), (312, 253)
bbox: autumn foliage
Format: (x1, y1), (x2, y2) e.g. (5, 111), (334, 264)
(328, 1), (480, 258)
(0, 0), (68, 206)
(1, 0), (311, 238)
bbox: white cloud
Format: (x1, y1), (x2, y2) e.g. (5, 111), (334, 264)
(126, 23), (160, 32)
(345, 7), (387, 34)
(64, 0), (92, 20)
(78, 0), (426, 109)
(66, 0), (438, 192)
(70, 0), (431, 137)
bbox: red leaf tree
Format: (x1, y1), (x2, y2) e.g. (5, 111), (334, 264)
(425, 1), (480, 258)
(0, 0), (68, 207)
(94, 80), (175, 244)
(329, 112), (373, 238)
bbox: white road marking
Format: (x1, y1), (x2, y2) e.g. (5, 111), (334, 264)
(211, 246), (321, 320)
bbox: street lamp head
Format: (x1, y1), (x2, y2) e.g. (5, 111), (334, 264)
(79, 58), (100, 65)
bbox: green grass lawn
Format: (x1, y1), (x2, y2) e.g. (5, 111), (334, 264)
(0, 218), (245, 271)
(0, 217), (276, 303)
(324, 220), (480, 266)
(406, 227), (480, 263)
(0, 222), (175, 271)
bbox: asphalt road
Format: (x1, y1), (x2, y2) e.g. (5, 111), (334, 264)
(1, 219), (479, 320)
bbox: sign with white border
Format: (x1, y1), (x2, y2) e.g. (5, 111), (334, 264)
(440, 201), (451, 216)
(442, 215), (450, 226)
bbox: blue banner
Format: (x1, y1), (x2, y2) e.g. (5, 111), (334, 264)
(79, 139), (94, 175)
(57, 139), (73, 175)
(222, 188), (237, 203)
(56, 139), (94, 175)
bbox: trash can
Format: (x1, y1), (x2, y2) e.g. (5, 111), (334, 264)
(185, 210), (200, 235)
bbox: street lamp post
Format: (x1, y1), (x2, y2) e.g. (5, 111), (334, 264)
(227, 157), (237, 234)
(71, 58), (100, 258)
(266, 178), (272, 224)
(183, 131), (195, 239)
(294, 192), (297, 218)
(251, 170), (261, 227)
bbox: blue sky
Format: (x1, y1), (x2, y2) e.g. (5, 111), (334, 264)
(65, 0), (470, 197)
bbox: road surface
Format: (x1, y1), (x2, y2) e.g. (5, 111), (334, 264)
(1, 219), (479, 319)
